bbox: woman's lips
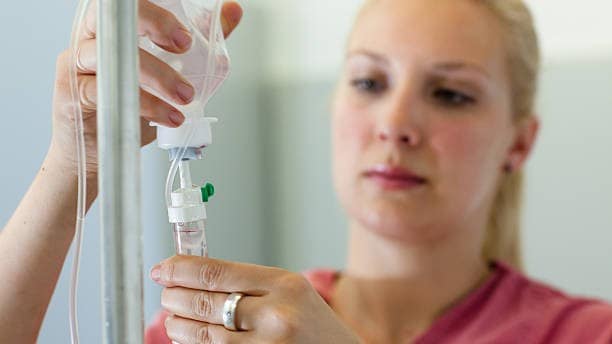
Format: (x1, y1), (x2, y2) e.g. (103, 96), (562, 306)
(363, 165), (427, 190)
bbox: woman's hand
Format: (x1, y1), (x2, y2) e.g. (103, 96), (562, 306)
(151, 256), (361, 344)
(48, 0), (242, 178)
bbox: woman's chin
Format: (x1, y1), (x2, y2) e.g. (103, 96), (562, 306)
(352, 203), (442, 243)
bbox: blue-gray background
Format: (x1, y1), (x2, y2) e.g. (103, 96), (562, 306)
(0, 1), (610, 342)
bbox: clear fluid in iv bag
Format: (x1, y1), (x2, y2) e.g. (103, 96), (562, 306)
(173, 220), (208, 257)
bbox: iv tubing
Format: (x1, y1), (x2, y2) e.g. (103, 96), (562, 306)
(179, 161), (192, 189)
(68, 0), (92, 343)
(164, 126), (196, 209)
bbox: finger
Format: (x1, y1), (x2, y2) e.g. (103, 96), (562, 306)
(79, 0), (193, 53)
(165, 314), (247, 344)
(161, 288), (258, 331)
(75, 39), (96, 75)
(79, 1), (97, 40)
(220, 1), (243, 38)
(139, 1), (193, 53)
(78, 75), (97, 112)
(151, 256), (283, 295)
(141, 89), (185, 128)
(74, 77), (185, 128)
(76, 42), (195, 106)
(140, 117), (157, 146)
(139, 49), (195, 105)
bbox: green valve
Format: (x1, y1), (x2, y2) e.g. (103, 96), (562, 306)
(201, 183), (215, 202)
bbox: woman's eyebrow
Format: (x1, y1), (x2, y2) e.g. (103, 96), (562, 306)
(346, 49), (390, 66)
(432, 61), (491, 79)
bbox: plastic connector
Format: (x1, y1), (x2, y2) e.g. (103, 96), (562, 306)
(201, 183), (215, 202)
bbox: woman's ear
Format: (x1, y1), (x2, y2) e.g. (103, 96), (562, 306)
(504, 116), (540, 172)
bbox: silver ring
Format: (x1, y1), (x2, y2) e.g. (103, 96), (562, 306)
(222, 292), (244, 331)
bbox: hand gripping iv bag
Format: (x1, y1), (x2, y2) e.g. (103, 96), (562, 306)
(140, 0), (230, 158)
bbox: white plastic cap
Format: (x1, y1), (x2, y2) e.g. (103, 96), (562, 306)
(152, 116), (218, 151)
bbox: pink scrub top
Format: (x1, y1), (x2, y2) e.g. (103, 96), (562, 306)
(145, 262), (612, 343)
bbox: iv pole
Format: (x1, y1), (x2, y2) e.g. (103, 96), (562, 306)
(96, 0), (144, 342)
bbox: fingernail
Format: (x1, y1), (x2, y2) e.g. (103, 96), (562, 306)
(176, 82), (194, 103)
(150, 265), (161, 281)
(226, 7), (243, 26)
(172, 28), (192, 50)
(169, 110), (185, 127)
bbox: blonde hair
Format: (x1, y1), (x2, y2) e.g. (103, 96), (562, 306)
(479, 0), (540, 270)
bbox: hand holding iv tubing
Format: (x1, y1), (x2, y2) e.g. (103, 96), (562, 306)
(66, 1), (238, 342)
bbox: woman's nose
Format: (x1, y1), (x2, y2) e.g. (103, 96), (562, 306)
(376, 102), (421, 146)
(377, 129), (414, 144)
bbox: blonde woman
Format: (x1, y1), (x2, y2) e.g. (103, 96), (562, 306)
(1, 0), (612, 343)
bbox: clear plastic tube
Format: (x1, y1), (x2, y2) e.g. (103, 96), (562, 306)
(68, 0), (92, 343)
(164, 125), (196, 209)
(178, 160), (192, 188)
(173, 220), (208, 256)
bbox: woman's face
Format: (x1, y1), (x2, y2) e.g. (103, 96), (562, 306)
(332, 0), (535, 242)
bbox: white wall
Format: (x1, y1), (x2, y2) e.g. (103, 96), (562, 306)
(524, 57), (612, 298)
(255, 0), (360, 82)
(256, 0), (612, 78)
(525, 0), (612, 61)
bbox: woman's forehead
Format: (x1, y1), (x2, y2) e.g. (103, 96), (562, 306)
(349, 0), (507, 76)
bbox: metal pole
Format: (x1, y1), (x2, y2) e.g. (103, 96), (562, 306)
(97, 0), (143, 342)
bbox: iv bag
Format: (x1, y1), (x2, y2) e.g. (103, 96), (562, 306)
(139, 0), (230, 119)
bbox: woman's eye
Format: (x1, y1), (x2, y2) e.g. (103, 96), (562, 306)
(351, 78), (384, 93)
(433, 88), (475, 106)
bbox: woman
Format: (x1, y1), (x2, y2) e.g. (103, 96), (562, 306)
(1, 0), (611, 343)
